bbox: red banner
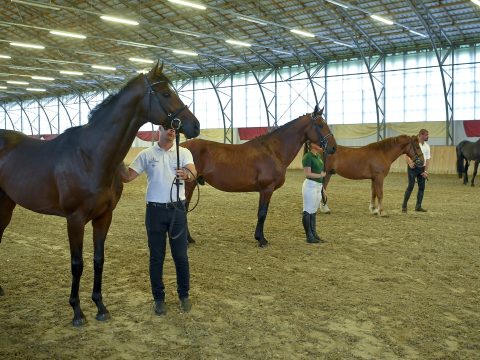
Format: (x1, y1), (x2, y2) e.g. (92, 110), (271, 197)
(463, 120), (480, 137)
(238, 127), (268, 140)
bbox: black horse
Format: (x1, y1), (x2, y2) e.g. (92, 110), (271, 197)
(456, 139), (480, 186)
(0, 62), (200, 326)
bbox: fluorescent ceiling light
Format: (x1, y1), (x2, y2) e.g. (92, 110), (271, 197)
(32, 76), (55, 81)
(92, 65), (116, 71)
(272, 49), (292, 55)
(170, 29), (201, 38)
(409, 29), (428, 38)
(117, 40), (151, 48)
(27, 87), (46, 92)
(237, 16), (267, 26)
(76, 50), (105, 57)
(100, 15), (139, 26)
(10, 42), (45, 49)
(173, 49), (198, 56)
(0, 86), (7, 89)
(290, 29), (315, 38)
(137, 69), (149, 74)
(226, 39), (251, 47)
(49, 30), (86, 39)
(471, 0), (480, 7)
(7, 80), (29, 85)
(129, 57), (154, 64)
(324, 0), (349, 9)
(0, 55), (12, 59)
(11, 0), (60, 11)
(333, 40), (354, 48)
(370, 14), (394, 25)
(60, 70), (83, 75)
(168, 0), (206, 10)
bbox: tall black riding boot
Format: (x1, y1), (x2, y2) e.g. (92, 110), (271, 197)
(402, 189), (412, 211)
(302, 211), (319, 243)
(310, 213), (324, 242)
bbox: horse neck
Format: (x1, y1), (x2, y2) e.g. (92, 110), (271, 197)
(82, 92), (144, 175)
(386, 136), (410, 162)
(266, 116), (310, 165)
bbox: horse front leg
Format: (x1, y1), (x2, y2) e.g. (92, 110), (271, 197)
(254, 190), (272, 247)
(464, 160), (470, 185)
(91, 212), (113, 321)
(0, 191), (16, 296)
(67, 215), (87, 326)
(471, 160), (478, 187)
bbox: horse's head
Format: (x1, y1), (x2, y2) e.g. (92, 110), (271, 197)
(143, 62), (200, 139)
(407, 135), (425, 167)
(308, 105), (337, 155)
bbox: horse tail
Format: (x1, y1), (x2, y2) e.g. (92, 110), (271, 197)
(456, 142), (466, 178)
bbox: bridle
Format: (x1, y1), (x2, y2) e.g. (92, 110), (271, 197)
(311, 112), (334, 152)
(144, 75), (189, 130)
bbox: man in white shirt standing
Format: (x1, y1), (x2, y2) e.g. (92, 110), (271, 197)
(402, 129), (431, 213)
(121, 125), (197, 315)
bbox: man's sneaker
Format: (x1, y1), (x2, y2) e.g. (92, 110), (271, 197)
(179, 297), (191, 313)
(415, 207), (427, 212)
(154, 300), (167, 315)
(402, 207), (407, 213)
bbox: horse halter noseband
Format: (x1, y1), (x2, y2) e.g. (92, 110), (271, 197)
(144, 75), (188, 131)
(311, 112), (333, 150)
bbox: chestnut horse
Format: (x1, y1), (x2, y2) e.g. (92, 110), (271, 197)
(456, 139), (480, 186)
(0, 62), (200, 326)
(182, 107), (337, 247)
(322, 135), (424, 216)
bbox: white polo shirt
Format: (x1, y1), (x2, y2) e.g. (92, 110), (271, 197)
(419, 141), (431, 167)
(129, 142), (194, 203)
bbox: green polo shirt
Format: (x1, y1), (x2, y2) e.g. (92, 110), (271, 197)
(302, 152), (324, 184)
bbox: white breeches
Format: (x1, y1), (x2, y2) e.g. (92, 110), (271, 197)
(302, 179), (323, 214)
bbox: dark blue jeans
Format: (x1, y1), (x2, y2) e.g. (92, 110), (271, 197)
(145, 203), (189, 302)
(403, 166), (426, 209)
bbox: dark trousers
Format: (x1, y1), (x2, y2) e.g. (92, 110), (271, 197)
(403, 166), (426, 208)
(145, 203), (189, 302)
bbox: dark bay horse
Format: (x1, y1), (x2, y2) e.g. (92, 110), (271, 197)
(322, 135), (424, 216)
(456, 139), (480, 186)
(182, 107), (337, 247)
(0, 62), (200, 326)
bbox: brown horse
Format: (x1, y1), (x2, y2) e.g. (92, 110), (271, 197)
(0, 62), (200, 326)
(456, 139), (480, 186)
(182, 107), (336, 247)
(322, 135), (424, 216)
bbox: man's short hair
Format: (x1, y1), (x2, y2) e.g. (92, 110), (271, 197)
(419, 129), (428, 135)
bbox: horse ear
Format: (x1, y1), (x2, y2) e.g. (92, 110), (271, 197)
(314, 104), (319, 114)
(148, 61), (160, 77)
(319, 107), (324, 116)
(158, 61), (164, 74)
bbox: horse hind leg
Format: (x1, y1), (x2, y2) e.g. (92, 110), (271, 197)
(0, 189), (16, 296)
(464, 160), (470, 185)
(369, 180), (379, 215)
(255, 190), (272, 247)
(91, 212), (113, 322)
(471, 160), (479, 187)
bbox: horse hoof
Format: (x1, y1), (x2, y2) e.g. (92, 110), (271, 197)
(72, 317), (87, 327)
(96, 312), (111, 322)
(258, 240), (268, 248)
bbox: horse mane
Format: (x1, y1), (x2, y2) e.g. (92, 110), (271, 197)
(253, 114), (309, 142)
(368, 135), (408, 151)
(87, 73), (143, 124)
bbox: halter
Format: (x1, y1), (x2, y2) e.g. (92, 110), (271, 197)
(311, 112), (334, 151)
(410, 138), (424, 167)
(144, 75), (189, 130)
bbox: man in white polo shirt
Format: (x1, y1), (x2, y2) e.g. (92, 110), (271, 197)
(402, 129), (431, 213)
(121, 125), (197, 315)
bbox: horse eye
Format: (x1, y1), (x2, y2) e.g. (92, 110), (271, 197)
(162, 92), (171, 97)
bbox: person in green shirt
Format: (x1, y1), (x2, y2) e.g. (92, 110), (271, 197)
(302, 141), (327, 243)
